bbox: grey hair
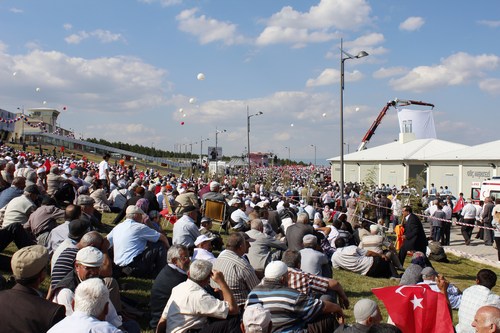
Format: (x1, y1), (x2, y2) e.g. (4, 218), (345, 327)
(189, 259), (212, 283)
(167, 244), (188, 264)
(80, 231), (104, 248)
(250, 219), (263, 230)
(74, 278), (109, 318)
(125, 213), (137, 220)
(297, 212), (309, 224)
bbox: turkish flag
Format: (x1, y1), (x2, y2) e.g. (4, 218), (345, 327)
(372, 284), (453, 333)
(44, 159), (52, 172)
(453, 197), (464, 214)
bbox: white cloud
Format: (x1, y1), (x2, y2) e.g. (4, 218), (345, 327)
(389, 52), (499, 92)
(399, 17), (425, 31)
(373, 66), (408, 79)
(176, 8), (247, 45)
(477, 20), (500, 28)
(65, 29), (125, 45)
(9, 8), (23, 14)
(138, 0), (182, 7)
(63, 23), (73, 31)
(479, 78), (500, 94)
(257, 0), (372, 46)
(306, 68), (364, 87)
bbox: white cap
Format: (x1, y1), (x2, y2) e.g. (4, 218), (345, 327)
(76, 247), (104, 267)
(264, 261), (288, 279)
(194, 234), (216, 246)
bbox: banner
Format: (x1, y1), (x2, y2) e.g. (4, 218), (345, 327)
(397, 108), (436, 139)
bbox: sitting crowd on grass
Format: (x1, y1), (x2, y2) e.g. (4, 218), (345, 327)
(0, 144), (499, 333)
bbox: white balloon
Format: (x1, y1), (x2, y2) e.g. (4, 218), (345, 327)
(355, 107), (360, 112)
(197, 73), (205, 81)
(290, 123), (294, 127)
(35, 87), (41, 92)
(43, 101), (47, 105)
(179, 108), (184, 113)
(12, 72), (17, 76)
(182, 113), (187, 118)
(322, 113), (327, 117)
(189, 97), (196, 104)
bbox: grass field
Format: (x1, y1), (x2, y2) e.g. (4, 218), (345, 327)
(1, 212), (499, 332)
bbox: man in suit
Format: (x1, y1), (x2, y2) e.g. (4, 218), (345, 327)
(398, 205), (428, 266)
(0, 245), (65, 333)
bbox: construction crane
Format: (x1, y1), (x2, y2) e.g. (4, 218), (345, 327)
(357, 98), (435, 152)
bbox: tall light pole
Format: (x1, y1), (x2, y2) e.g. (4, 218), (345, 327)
(310, 144), (317, 167)
(17, 106), (25, 145)
(247, 106), (263, 182)
(340, 38), (368, 207)
(215, 127), (226, 176)
(200, 136), (209, 165)
(284, 146), (290, 161)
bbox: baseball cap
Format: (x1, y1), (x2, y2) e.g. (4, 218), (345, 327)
(421, 267), (438, 276)
(195, 234), (216, 246)
(76, 247), (104, 267)
(77, 195), (95, 206)
(11, 245), (49, 280)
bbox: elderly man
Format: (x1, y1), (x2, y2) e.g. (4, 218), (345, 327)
(0, 245), (65, 332)
(212, 232), (260, 307)
(157, 259), (240, 333)
(52, 247), (137, 332)
(461, 199), (478, 246)
(334, 298), (382, 333)
(241, 303), (272, 333)
(472, 306), (500, 333)
(2, 184), (40, 228)
(359, 224), (403, 271)
(47, 204), (82, 255)
(78, 194), (112, 233)
(107, 205), (169, 278)
(24, 196), (65, 246)
(481, 197), (495, 246)
(174, 184), (199, 214)
(46, 165), (76, 200)
(172, 205), (200, 249)
(286, 212), (315, 251)
(457, 269), (500, 333)
(246, 260), (343, 333)
(246, 218), (287, 277)
(417, 267), (462, 310)
(300, 234), (329, 277)
(150, 245), (191, 329)
(0, 176), (26, 209)
(48, 278), (123, 333)
(201, 181), (225, 206)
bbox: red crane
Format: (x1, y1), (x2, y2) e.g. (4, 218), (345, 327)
(357, 98), (435, 152)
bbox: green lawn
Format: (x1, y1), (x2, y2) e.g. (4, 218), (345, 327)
(1, 212), (499, 332)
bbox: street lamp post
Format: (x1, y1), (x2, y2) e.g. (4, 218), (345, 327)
(340, 38), (368, 208)
(284, 146), (291, 162)
(310, 144), (317, 167)
(247, 106), (263, 182)
(200, 136), (209, 165)
(215, 128), (226, 177)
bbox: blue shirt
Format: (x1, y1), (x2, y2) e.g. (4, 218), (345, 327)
(107, 219), (161, 266)
(0, 186), (24, 209)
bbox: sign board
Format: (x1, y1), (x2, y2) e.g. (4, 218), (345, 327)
(207, 146), (222, 161)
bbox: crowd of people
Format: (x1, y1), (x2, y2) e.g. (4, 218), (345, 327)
(0, 143), (499, 333)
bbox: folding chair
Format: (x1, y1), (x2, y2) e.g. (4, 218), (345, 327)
(204, 199), (228, 233)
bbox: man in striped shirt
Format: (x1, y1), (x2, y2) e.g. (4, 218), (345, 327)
(212, 232), (260, 307)
(246, 261), (343, 333)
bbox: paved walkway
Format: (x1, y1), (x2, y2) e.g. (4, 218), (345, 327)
(425, 221), (500, 269)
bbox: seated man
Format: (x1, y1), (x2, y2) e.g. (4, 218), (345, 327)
(471, 306), (500, 333)
(192, 235), (216, 263)
(417, 267), (462, 310)
(246, 260), (343, 333)
(24, 196), (65, 246)
(334, 299), (382, 333)
(150, 245), (190, 329)
(48, 278), (123, 333)
(230, 201), (250, 231)
(172, 205), (200, 249)
(156, 259), (240, 333)
(358, 224), (403, 271)
(282, 249), (349, 308)
(107, 205), (169, 278)
(331, 238), (398, 279)
(457, 269), (500, 333)
(300, 234), (329, 277)
(0, 245), (65, 332)
(241, 303), (272, 333)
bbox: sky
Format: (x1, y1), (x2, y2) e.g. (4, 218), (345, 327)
(1, 0), (499, 165)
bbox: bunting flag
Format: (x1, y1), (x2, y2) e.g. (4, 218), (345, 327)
(372, 284), (453, 333)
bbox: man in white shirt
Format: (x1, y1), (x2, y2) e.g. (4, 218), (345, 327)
(461, 199), (477, 245)
(192, 235), (216, 263)
(230, 201), (250, 231)
(48, 278), (123, 333)
(156, 259), (240, 333)
(98, 153), (111, 192)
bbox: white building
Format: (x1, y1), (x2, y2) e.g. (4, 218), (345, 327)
(328, 132), (499, 198)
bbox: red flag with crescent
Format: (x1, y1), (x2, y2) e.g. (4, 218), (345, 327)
(372, 284), (453, 333)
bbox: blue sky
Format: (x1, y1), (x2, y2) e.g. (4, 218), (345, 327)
(1, 0), (499, 163)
